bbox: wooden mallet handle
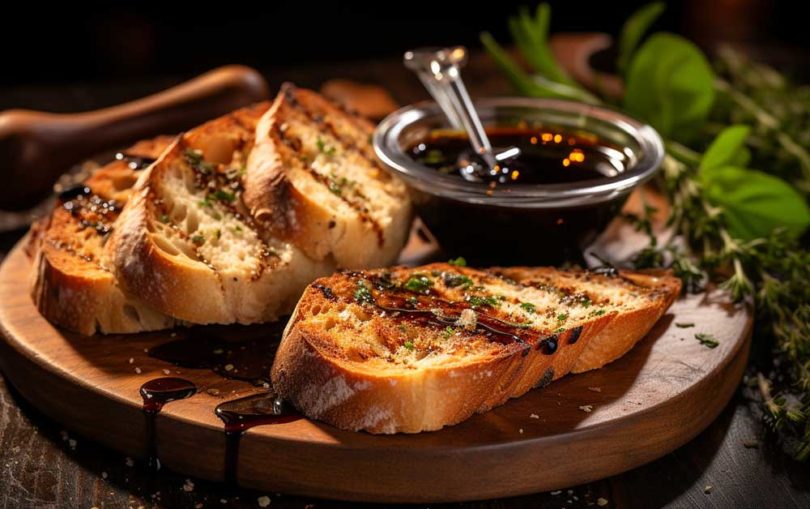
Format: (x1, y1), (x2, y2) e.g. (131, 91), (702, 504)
(0, 65), (269, 210)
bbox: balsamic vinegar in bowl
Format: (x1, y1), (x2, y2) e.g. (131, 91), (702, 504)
(410, 127), (627, 185)
(374, 98), (665, 265)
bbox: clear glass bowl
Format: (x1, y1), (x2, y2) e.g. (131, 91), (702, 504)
(374, 97), (665, 264)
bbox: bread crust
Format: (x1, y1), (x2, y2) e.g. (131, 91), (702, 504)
(28, 136), (177, 335)
(271, 264), (681, 433)
(273, 306), (609, 433)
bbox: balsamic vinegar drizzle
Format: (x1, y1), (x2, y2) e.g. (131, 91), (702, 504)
(215, 393), (301, 485)
(139, 377), (197, 470)
(145, 328), (299, 484)
(360, 273), (562, 356)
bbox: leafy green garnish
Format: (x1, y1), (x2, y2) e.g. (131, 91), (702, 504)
(403, 341), (415, 351)
(695, 332), (719, 349)
(184, 149), (215, 173)
(556, 312), (569, 323)
(520, 302), (536, 314)
(699, 125), (752, 172)
(466, 295), (501, 308)
(624, 33), (715, 142)
(508, 4), (574, 86)
(447, 256), (467, 267)
(443, 273), (473, 289)
(354, 279), (374, 305)
(616, 2), (665, 75)
(479, 32), (597, 103)
(316, 137), (336, 156)
(675, 322), (695, 328)
(190, 234), (205, 246)
(441, 326), (457, 339)
(404, 275), (432, 293)
(700, 165), (810, 241)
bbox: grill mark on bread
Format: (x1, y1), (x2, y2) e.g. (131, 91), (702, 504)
(274, 125), (385, 246)
(176, 140), (283, 282)
(283, 85), (386, 175)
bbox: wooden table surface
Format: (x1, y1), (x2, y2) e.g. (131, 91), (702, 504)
(1, 56), (809, 509)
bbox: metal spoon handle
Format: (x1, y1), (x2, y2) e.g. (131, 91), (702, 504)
(404, 47), (497, 167)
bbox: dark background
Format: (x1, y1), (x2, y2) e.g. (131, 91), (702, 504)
(2, 0), (808, 90)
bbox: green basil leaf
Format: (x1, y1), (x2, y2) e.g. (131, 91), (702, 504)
(623, 33), (715, 143)
(700, 166), (810, 240)
(700, 125), (751, 172)
(617, 2), (666, 75)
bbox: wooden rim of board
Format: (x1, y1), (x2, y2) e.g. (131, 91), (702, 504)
(0, 239), (752, 503)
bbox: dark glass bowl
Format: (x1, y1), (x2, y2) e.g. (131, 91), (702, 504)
(373, 97), (665, 265)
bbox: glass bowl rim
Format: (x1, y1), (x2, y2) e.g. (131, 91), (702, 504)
(373, 97), (665, 208)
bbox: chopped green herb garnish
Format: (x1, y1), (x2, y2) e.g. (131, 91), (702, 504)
(198, 198), (212, 208)
(443, 273), (473, 289)
(695, 332), (719, 349)
(589, 308), (607, 317)
(354, 279), (374, 305)
(191, 234), (205, 246)
(556, 312), (569, 323)
(404, 275), (432, 293)
(403, 340), (415, 351)
(466, 294), (500, 308)
(183, 149), (215, 173)
(554, 327), (566, 334)
(447, 256), (467, 267)
(327, 174), (355, 196)
(316, 137), (336, 156)
(520, 302), (536, 314)
(441, 326), (457, 338)
(675, 322), (695, 328)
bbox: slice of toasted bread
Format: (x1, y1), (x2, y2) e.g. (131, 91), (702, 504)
(244, 84), (412, 269)
(28, 136), (178, 335)
(271, 263), (679, 433)
(111, 103), (336, 325)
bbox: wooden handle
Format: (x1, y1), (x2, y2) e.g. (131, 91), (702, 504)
(0, 65), (269, 210)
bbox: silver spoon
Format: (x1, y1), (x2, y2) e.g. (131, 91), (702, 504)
(404, 46), (520, 182)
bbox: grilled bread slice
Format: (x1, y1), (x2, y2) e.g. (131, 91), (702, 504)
(271, 263), (679, 433)
(111, 103), (336, 325)
(244, 84), (411, 269)
(28, 136), (177, 335)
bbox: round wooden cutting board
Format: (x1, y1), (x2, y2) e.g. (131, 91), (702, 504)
(0, 238), (751, 503)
